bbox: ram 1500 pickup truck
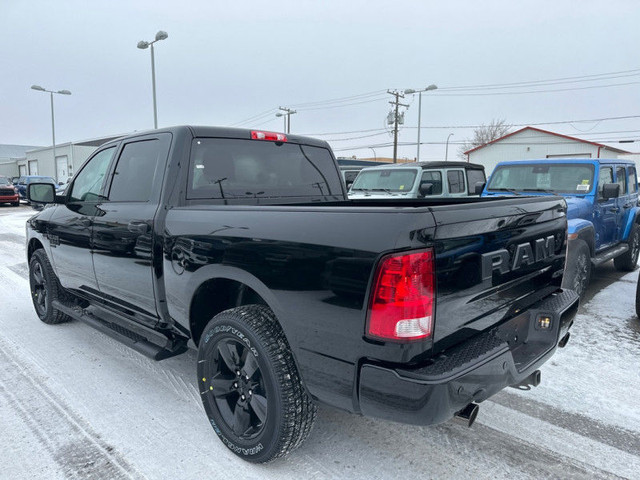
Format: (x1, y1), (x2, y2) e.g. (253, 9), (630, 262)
(483, 159), (640, 297)
(26, 126), (578, 463)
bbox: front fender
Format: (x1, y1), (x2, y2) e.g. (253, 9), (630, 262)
(567, 218), (594, 237)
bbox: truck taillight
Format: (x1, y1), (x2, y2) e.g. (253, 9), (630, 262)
(251, 131), (287, 142)
(366, 249), (435, 342)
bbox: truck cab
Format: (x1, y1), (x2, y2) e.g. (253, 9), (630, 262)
(483, 158), (640, 296)
(349, 161), (486, 199)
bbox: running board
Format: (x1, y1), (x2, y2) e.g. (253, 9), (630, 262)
(51, 300), (188, 361)
(591, 244), (628, 267)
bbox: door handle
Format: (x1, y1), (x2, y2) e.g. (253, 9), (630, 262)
(609, 208), (620, 213)
(127, 221), (149, 234)
(624, 203), (633, 208)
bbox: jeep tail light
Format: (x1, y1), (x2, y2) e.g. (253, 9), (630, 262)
(251, 131), (287, 142)
(367, 249), (435, 341)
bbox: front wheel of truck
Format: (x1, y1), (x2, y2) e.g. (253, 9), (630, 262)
(197, 305), (317, 463)
(613, 223), (640, 271)
(28, 249), (72, 324)
(562, 239), (591, 298)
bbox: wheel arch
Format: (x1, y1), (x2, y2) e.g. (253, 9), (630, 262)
(27, 237), (45, 261)
(568, 221), (595, 258)
(621, 208), (640, 240)
(186, 267), (285, 347)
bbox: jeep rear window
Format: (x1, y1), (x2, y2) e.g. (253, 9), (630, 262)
(351, 169), (417, 192)
(187, 138), (342, 200)
(488, 163), (595, 194)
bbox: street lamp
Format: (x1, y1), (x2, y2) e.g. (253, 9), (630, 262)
(445, 133), (454, 161)
(404, 84), (437, 162)
(30, 85), (72, 171)
(137, 30), (168, 129)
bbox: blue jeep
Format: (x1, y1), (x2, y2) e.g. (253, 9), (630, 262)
(482, 159), (640, 296)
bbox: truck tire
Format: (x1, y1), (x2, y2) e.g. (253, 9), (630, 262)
(562, 239), (591, 297)
(613, 223), (640, 271)
(197, 305), (317, 463)
(28, 249), (72, 324)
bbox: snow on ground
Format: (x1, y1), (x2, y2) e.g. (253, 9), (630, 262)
(0, 206), (639, 479)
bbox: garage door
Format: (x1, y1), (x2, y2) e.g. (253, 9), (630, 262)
(19, 165), (27, 176)
(28, 160), (38, 175)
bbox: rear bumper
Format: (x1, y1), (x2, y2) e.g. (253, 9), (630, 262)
(358, 288), (579, 426)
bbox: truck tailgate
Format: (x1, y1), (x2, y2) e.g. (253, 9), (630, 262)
(429, 196), (567, 353)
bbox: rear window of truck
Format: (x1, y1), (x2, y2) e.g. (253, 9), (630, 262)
(187, 138), (342, 200)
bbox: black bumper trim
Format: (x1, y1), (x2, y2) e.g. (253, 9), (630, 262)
(357, 288), (579, 426)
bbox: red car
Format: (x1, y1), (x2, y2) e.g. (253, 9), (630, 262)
(0, 176), (20, 206)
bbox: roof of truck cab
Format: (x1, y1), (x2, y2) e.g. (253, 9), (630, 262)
(98, 125), (331, 150)
(359, 161), (484, 170)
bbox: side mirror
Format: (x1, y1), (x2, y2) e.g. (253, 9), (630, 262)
(58, 182), (64, 186)
(419, 183), (433, 197)
(345, 180), (354, 190)
(602, 183), (620, 200)
(474, 182), (486, 195)
(27, 183), (56, 204)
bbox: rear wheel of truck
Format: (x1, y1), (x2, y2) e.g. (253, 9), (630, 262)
(562, 239), (591, 297)
(197, 305), (317, 463)
(613, 223), (640, 271)
(28, 249), (72, 324)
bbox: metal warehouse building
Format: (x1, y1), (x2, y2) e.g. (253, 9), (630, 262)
(0, 144), (43, 177)
(464, 126), (631, 175)
(13, 134), (121, 184)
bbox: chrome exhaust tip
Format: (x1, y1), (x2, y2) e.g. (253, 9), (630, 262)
(454, 403), (479, 427)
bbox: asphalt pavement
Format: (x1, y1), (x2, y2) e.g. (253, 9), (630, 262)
(0, 207), (638, 479)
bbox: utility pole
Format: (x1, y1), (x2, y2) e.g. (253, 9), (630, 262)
(387, 90), (409, 163)
(277, 106), (297, 133)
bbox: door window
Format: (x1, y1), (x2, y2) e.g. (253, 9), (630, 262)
(107, 140), (163, 202)
(466, 169), (486, 193)
(420, 171), (442, 195)
(597, 167), (613, 200)
(447, 170), (466, 194)
(615, 166), (627, 195)
(69, 147), (116, 202)
(629, 167), (638, 194)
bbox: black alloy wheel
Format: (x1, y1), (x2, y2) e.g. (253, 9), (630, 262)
(204, 337), (268, 440)
(30, 260), (49, 317)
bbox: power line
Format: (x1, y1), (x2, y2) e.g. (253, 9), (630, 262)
(288, 89), (387, 108)
(433, 81), (640, 96)
(437, 68), (640, 91)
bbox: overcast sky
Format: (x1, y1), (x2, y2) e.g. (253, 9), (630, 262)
(2, 0), (639, 160)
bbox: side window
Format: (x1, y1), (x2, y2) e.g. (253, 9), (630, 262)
(447, 170), (465, 194)
(420, 171), (442, 195)
(597, 167), (614, 200)
(629, 167), (638, 194)
(616, 166), (628, 195)
(69, 147), (116, 202)
(108, 140), (162, 202)
(466, 169), (486, 193)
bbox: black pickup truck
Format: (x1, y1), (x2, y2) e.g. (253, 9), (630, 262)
(26, 126), (578, 463)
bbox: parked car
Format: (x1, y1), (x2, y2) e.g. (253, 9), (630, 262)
(482, 158), (640, 297)
(26, 126), (577, 463)
(15, 175), (60, 202)
(349, 161), (486, 199)
(0, 176), (20, 206)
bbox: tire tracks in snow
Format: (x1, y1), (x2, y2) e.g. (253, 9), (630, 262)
(0, 335), (146, 480)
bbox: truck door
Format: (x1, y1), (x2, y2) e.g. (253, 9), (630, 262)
(48, 146), (117, 294)
(91, 133), (170, 326)
(594, 165), (617, 249)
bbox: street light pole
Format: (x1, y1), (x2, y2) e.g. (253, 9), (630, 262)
(445, 133), (454, 161)
(137, 30), (168, 129)
(31, 85), (71, 172)
(404, 84), (437, 162)
(276, 107), (297, 133)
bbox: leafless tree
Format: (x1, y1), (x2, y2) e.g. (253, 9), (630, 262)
(457, 119), (511, 159)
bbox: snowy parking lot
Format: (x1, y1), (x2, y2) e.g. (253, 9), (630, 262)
(1, 206), (639, 480)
